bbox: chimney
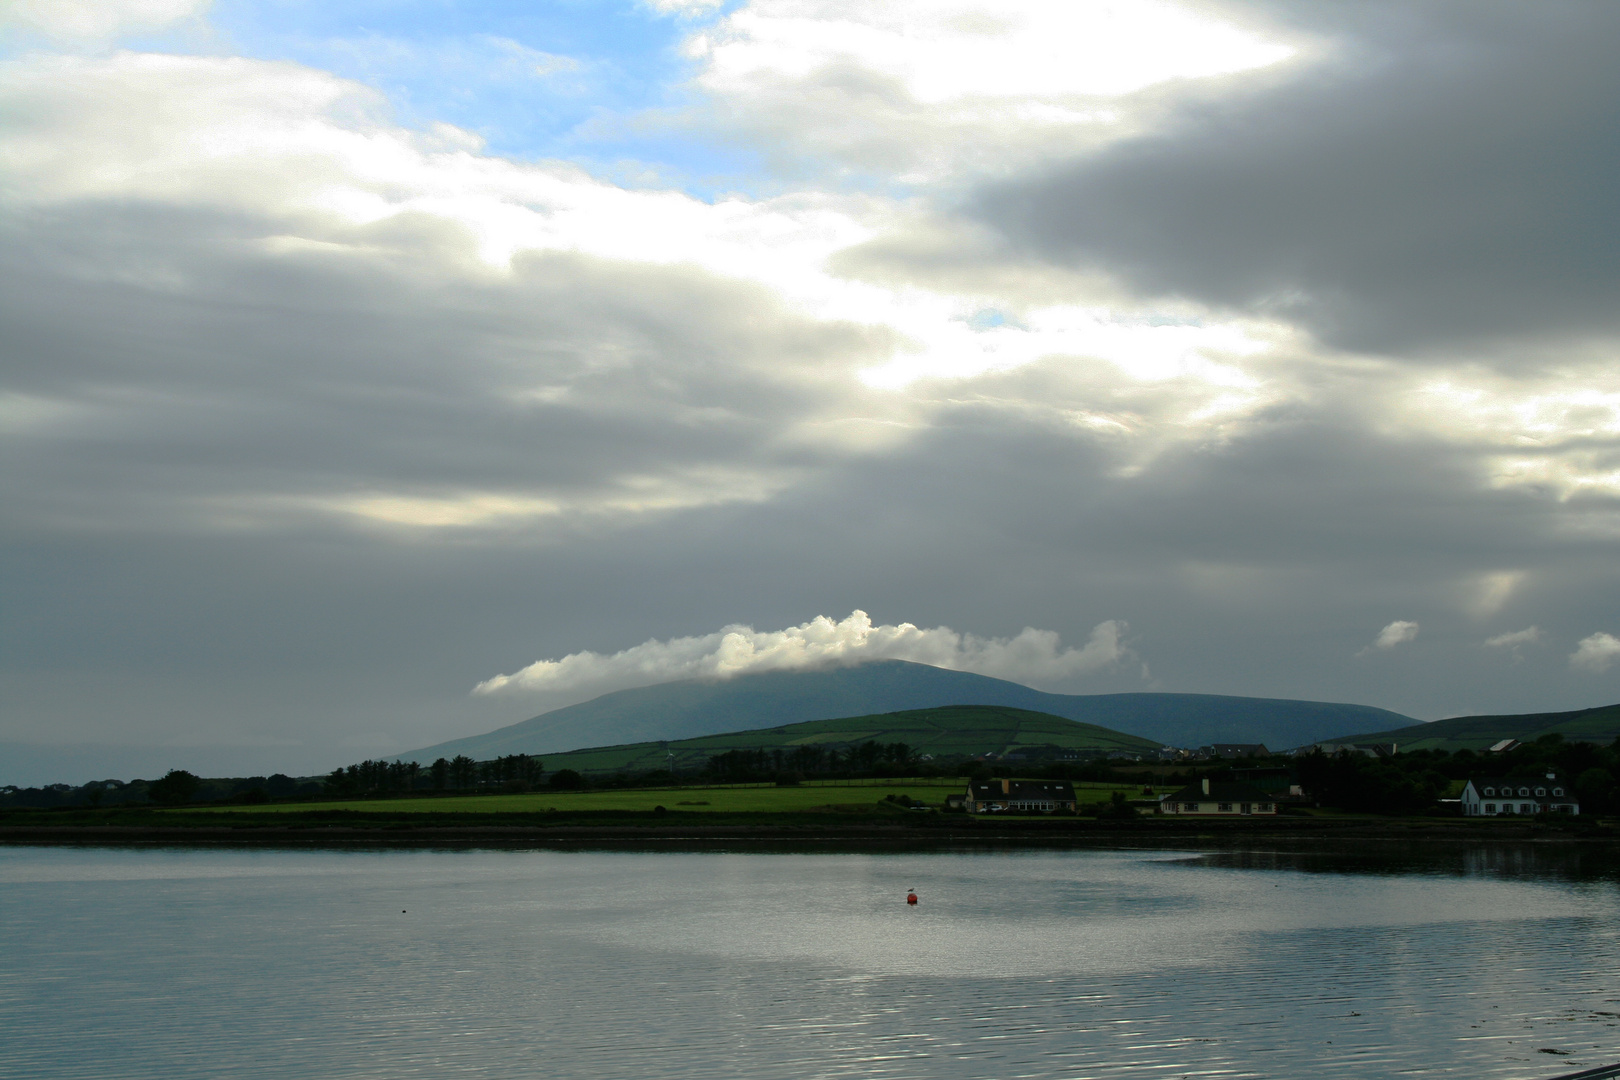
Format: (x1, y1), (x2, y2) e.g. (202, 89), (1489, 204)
(1202, 778), (1210, 795)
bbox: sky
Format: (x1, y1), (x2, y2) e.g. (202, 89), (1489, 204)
(3, 0), (1619, 784)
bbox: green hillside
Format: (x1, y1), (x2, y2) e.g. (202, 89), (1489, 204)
(401, 659), (1413, 764)
(1330, 702), (1620, 752)
(537, 704), (1162, 775)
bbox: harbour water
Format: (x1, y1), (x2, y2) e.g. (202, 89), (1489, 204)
(2, 843), (1617, 1079)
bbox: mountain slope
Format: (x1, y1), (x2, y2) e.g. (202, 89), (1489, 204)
(400, 660), (1414, 763)
(1327, 703), (1620, 752)
(537, 704), (1164, 775)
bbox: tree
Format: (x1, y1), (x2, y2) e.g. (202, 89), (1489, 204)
(1577, 768), (1616, 815)
(549, 768), (583, 790)
(148, 769), (200, 805)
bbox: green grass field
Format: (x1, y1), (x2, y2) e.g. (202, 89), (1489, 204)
(183, 778), (1163, 815)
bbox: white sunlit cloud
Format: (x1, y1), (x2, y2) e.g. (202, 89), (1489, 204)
(1484, 627), (1541, 650)
(1570, 633), (1620, 674)
(474, 609), (1131, 697)
(669, 0), (1303, 188)
(690, 0), (1294, 104)
(1, 0), (205, 39)
(1362, 620), (1419, 654)
(1401, 379), (1620, 500)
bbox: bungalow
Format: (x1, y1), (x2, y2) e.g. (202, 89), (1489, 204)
(965, 778), (1078, 814)
(1460, 772), (1578, 816)
(1159, 777), (1278, 815)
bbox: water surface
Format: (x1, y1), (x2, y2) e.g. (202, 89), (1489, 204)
(2, 844), (1616, 1078)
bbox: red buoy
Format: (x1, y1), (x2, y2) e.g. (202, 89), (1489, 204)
(906, 890), (918, 905)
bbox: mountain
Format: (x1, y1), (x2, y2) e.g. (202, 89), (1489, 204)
(535, 704), (1164, 775)
(399, 660), (1414, 763)
(1326, 702), (1620, 752)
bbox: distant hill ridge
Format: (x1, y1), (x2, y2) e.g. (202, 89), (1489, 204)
(537, 704), (1164, 775)
(399, 660), (1415, 764)
(1328, 702), (1620, 752)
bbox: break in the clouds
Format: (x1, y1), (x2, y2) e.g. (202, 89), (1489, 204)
(3, 0), (1619, 784)
(476, 611), (1129, 697)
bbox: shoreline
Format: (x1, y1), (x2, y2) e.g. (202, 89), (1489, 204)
(3, 813), (1615, 849)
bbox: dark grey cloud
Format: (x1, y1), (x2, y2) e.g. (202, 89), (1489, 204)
(977, 0), (1620, 356)
(0, 202), (885, 536)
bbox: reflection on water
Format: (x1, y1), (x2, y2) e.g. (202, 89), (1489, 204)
(1184, 842), (1620, 883)
(1, 844), (1617, 1079)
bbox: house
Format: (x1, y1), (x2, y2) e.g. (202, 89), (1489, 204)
(964, 778), (1078, 814)
(1460, 772), (1578, 816)
(1197, 743), (1270, 759)
(1159, 777), (1278, 815)
(1291, 742), (1397, 759)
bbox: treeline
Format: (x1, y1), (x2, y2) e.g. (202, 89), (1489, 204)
(706, 740), (916, 781)
(0, 771), (318, 809)
(323, 754), (547, 796)
(1293, 734), (1620, 814)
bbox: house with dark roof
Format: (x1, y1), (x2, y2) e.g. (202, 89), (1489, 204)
(1460, 772), (1578, 816)
(1159, 777), (1277, 816)
(964, 778), (1077, 814)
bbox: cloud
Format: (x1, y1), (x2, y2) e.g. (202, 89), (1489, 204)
(977, 1), (1620, 356)
(474, 610), (1130, 696)
(1484, 627), (1541, 649)
(1, 0), (206, 39)
(668, 0), (1295, 183)
(1365, 620), (1419, 652)
(643, 0), (724, 15)
(1570, 633), (1620, 674)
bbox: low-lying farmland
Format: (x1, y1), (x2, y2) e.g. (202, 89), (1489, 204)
(181, 778), (1161, 815)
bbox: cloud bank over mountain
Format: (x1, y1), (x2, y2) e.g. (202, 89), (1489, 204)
(475, 611), (1128, 699)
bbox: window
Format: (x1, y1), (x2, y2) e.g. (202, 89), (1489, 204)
(1521, 803), (1532, 814)
(1483, 787), (1495, 796)
(1500, 804), (1513, 814)
(1535, 787), (1546, 797)
(1183, 803), (1199, 812)
(1518, 787), (1530, 796)
(1218, 802), (1233, 812)
(1484, 803), (1496, 813)
(1258, 803), (1273, 812)
(1553, 787), (1564, 796)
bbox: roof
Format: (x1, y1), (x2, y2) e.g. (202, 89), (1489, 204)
(1165, 781), (1275, 803)
(1466, 775), (1570, 792)
(968, 779), (1077, 800)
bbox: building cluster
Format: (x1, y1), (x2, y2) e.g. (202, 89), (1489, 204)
(952, 768), (1581, 818)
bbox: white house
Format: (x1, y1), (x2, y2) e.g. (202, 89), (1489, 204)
(1460, 771), (1578, 816)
